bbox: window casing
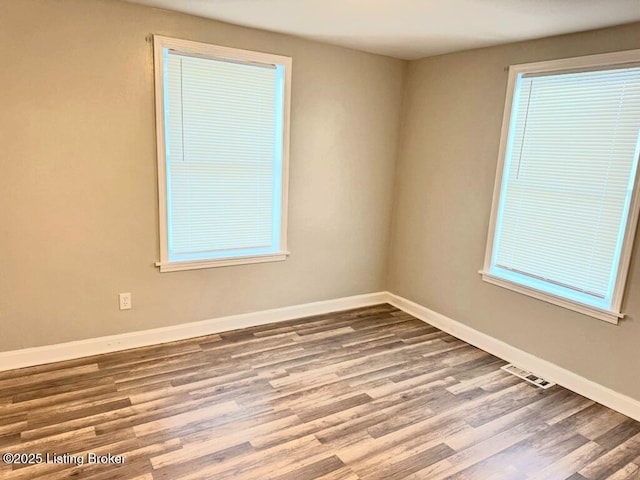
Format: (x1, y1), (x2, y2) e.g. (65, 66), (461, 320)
(481, 50), (640, 324)
(153, 36), (292, 272)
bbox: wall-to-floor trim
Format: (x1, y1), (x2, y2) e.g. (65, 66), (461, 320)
(386, 292), (640, 423)
(0, 292), (388, 372)
(2, 289), (639, 423)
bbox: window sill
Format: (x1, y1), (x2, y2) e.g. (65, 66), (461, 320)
(156, 252), (289, 272)
(479, 271), (622, 325)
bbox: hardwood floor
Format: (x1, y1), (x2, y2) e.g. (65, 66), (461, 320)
(1, 304), (639, 479)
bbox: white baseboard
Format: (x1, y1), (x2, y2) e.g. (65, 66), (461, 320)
(0, 291), (388, 372)
(3, 289), (638, 423)
(386, 292), (640, 423)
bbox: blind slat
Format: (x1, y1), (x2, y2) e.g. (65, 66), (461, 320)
(164, 51), (284, 260)
(494, 65), (640, 302)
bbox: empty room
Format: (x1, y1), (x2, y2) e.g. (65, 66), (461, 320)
(2, 0), (640, 478)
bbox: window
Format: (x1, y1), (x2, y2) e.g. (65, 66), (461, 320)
(481, 50), (640, 324)
(153, 36), (292, 272)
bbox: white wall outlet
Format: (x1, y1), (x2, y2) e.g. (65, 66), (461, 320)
(119, 292), (132, 310)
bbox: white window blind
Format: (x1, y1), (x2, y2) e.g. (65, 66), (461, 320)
(153, 37), (291, 271)
(483, 52), (640, 322)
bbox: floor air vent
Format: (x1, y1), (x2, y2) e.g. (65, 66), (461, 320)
(501, 364), (555, 389)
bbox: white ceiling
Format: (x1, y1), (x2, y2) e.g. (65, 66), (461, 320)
(126, 0), (640, 59)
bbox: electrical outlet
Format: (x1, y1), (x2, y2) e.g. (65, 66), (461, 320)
(119, 292), (132, 310)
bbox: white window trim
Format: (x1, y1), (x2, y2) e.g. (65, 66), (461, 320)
(480, 49), (640, 324)
(152, 36), (292, 272)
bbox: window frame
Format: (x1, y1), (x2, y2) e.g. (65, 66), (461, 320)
(481, 49), (640, 324)
(152, 35), (292, 273)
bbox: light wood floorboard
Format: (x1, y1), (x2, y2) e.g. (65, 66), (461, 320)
(0, 304), (638, 479)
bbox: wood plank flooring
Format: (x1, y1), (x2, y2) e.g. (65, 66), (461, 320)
(0, 304), (638, 479)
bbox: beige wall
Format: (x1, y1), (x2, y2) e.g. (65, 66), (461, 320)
(2, 0), (640, 404)
(0, 0), (405, 350)
(388, 22), (640, 400)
